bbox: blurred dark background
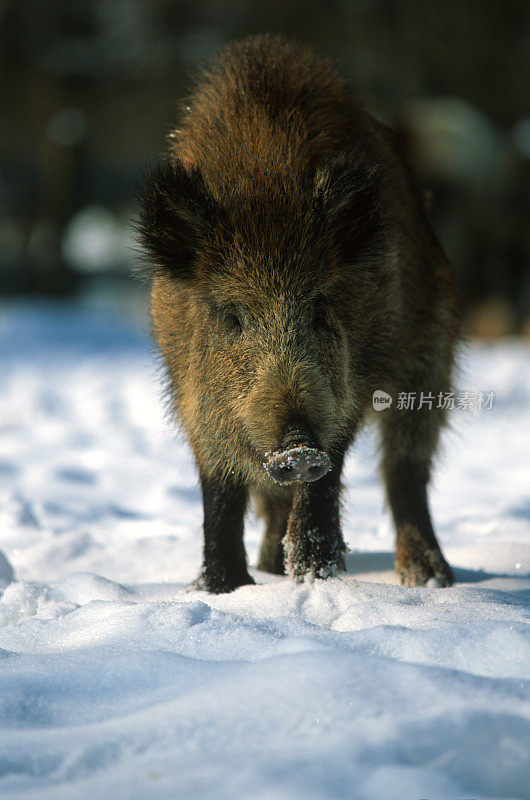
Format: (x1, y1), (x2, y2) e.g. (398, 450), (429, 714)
(1, 0), (529, 337)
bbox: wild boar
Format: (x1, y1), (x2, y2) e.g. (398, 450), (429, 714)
(138, 34), (461, 593)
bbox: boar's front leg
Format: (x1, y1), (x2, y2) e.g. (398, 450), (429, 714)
(381, 404), (454, 588)
(194, 472), (255, 593)
(384, 461), (454, 587)
(283, 455), (347, 581)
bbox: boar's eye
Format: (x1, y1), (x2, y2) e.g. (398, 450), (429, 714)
(312, 307), (330, 334)
(223, 311), (243, 334)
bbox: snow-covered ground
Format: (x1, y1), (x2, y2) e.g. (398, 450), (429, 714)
(0, 302), (528, 800)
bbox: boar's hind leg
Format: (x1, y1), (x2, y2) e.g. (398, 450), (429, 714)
(380, 405), (454, 588)
(193, 473), (255, 593)
(283, 455), (347, 581)
(255, 489), (293, 575)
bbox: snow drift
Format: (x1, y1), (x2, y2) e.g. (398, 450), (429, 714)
(0, 303), (528, 800)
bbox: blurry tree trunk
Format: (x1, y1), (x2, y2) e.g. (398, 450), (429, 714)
(31, 76), (87, 296)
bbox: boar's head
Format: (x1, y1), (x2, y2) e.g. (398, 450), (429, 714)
(138, 148), (394, 487)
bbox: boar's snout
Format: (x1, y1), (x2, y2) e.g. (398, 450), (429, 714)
(265, 447), (331, 484)
(264, 426), (332, 485)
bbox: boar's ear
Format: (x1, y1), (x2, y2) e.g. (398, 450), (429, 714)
(137, 158), (217, 280)
(314, 149), (390, 264)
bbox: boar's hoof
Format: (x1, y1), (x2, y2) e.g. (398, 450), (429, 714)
(191, 570), (256, 594)
(396, 547), (454, 588)
(265, 446), (331, 485)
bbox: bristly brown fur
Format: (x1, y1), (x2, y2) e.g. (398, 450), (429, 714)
(137, 34), (461, 593)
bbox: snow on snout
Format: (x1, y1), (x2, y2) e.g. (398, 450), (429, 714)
(264, 445), (332, 484)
